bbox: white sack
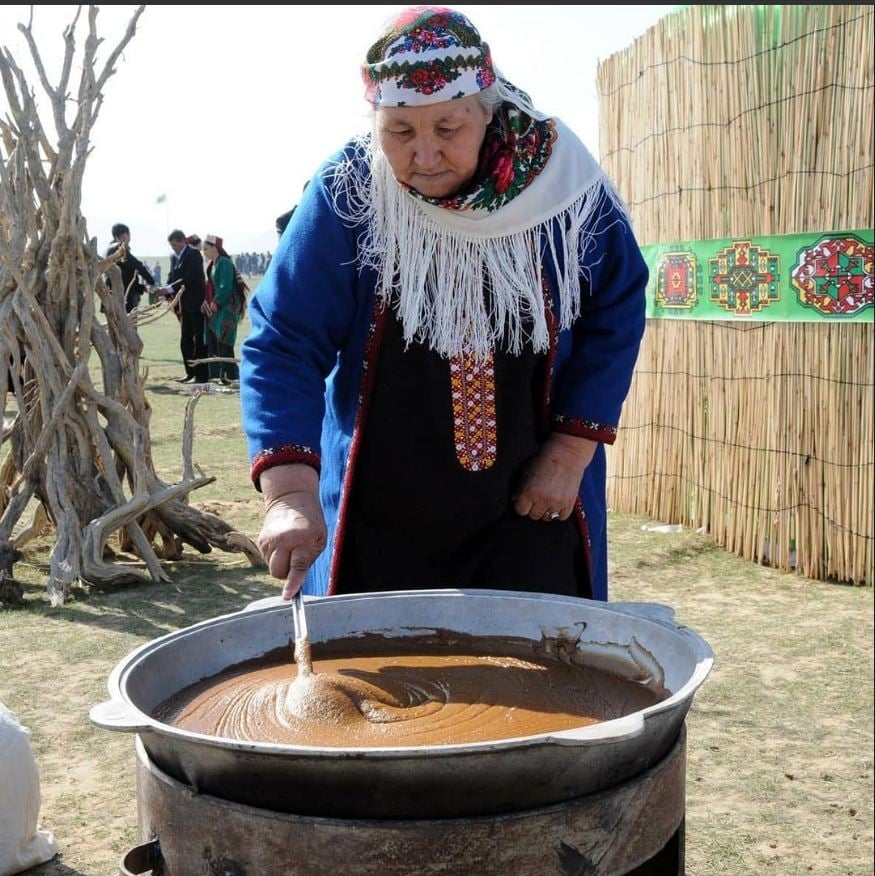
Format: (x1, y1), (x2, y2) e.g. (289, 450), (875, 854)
(0, 703), (58, 875)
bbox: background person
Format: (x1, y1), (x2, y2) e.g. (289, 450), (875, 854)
(202, 234), (245, 384)
(240, 5), (648, 603)
(160, 229), (209, 384)
(103, 222), (155, 313)
(0, 703), (58, 873)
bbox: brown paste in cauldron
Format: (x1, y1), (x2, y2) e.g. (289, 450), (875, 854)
(153, 631), (668, 748)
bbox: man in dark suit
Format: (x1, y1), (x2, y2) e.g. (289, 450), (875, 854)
(161, 229), (209, 384)
(104, 222), (156, 312)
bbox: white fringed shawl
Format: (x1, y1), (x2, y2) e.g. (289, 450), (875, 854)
(328, 118), (630, 359)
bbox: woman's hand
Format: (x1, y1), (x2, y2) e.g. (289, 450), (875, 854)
(512, 434), (597, 522)
(257, 465), (327, 600)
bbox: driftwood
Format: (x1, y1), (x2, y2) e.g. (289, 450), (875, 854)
(0, 6), (262, 606)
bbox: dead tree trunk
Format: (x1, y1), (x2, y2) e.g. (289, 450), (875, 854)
(0, 6), (261, 606)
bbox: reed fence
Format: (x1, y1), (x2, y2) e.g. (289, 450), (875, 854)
(598, 4), (873, 584)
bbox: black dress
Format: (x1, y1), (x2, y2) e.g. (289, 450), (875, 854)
(336, 311), (590, 598)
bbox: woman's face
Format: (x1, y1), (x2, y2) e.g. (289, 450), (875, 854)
(377, 94), (492, 198)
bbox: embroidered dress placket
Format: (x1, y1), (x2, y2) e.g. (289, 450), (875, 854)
(450, 352), (497, 471)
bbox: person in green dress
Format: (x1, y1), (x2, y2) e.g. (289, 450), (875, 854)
(202, 234), (246, 383)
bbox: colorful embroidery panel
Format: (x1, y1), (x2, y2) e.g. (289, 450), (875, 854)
(709, 241), (779, 315)
(641, 228), (873, 322)
(792, 235), (873, 316)
(449, 352), (498, 471)
(656, 252), (700, 311)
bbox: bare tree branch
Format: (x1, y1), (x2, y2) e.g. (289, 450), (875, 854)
(0, 6), (263, 605)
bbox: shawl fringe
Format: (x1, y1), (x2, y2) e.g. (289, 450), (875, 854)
(327, 127), (629, 359)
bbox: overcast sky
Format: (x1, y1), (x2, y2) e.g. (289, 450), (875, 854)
(0, 4), (676, 258)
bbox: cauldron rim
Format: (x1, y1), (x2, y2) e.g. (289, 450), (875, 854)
(94, 589), (712, 755)
(90, 589), (714, 818)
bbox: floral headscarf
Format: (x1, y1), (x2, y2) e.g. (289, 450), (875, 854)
(362, 6), (495, 108)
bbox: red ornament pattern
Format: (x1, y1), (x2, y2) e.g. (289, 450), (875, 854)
(791, 234), (873, 316)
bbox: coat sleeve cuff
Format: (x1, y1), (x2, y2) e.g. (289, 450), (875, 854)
(250, 444), (321, 491)
(552, 414), (618, 445)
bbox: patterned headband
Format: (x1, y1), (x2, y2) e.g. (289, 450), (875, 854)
(361, 6), (496, 108)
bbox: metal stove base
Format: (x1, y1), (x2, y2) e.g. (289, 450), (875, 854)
(122, 726), (687, 876)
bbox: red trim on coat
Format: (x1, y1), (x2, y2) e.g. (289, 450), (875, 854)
(541, 276), (557, 424)
(540, 276), (593, 598)
(552, 416), (618, 445)
(327, 299), (390, 595)
(573, 503), (593, 596)
(251, 445), (320, 490)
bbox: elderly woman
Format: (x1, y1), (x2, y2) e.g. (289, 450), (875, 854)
(240, 6), (648, 602)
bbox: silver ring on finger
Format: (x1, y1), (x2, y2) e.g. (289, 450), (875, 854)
(546, 511), (560, 521)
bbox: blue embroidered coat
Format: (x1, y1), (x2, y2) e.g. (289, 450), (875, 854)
(240, 140), (648, 601)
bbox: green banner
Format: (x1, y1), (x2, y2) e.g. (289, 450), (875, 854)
(640, 228), (874, 322)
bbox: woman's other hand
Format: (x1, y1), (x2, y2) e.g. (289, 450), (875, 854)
(513, 434), (597, 522)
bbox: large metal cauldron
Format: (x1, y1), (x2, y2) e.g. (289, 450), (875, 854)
(90, 589), (713, 820)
